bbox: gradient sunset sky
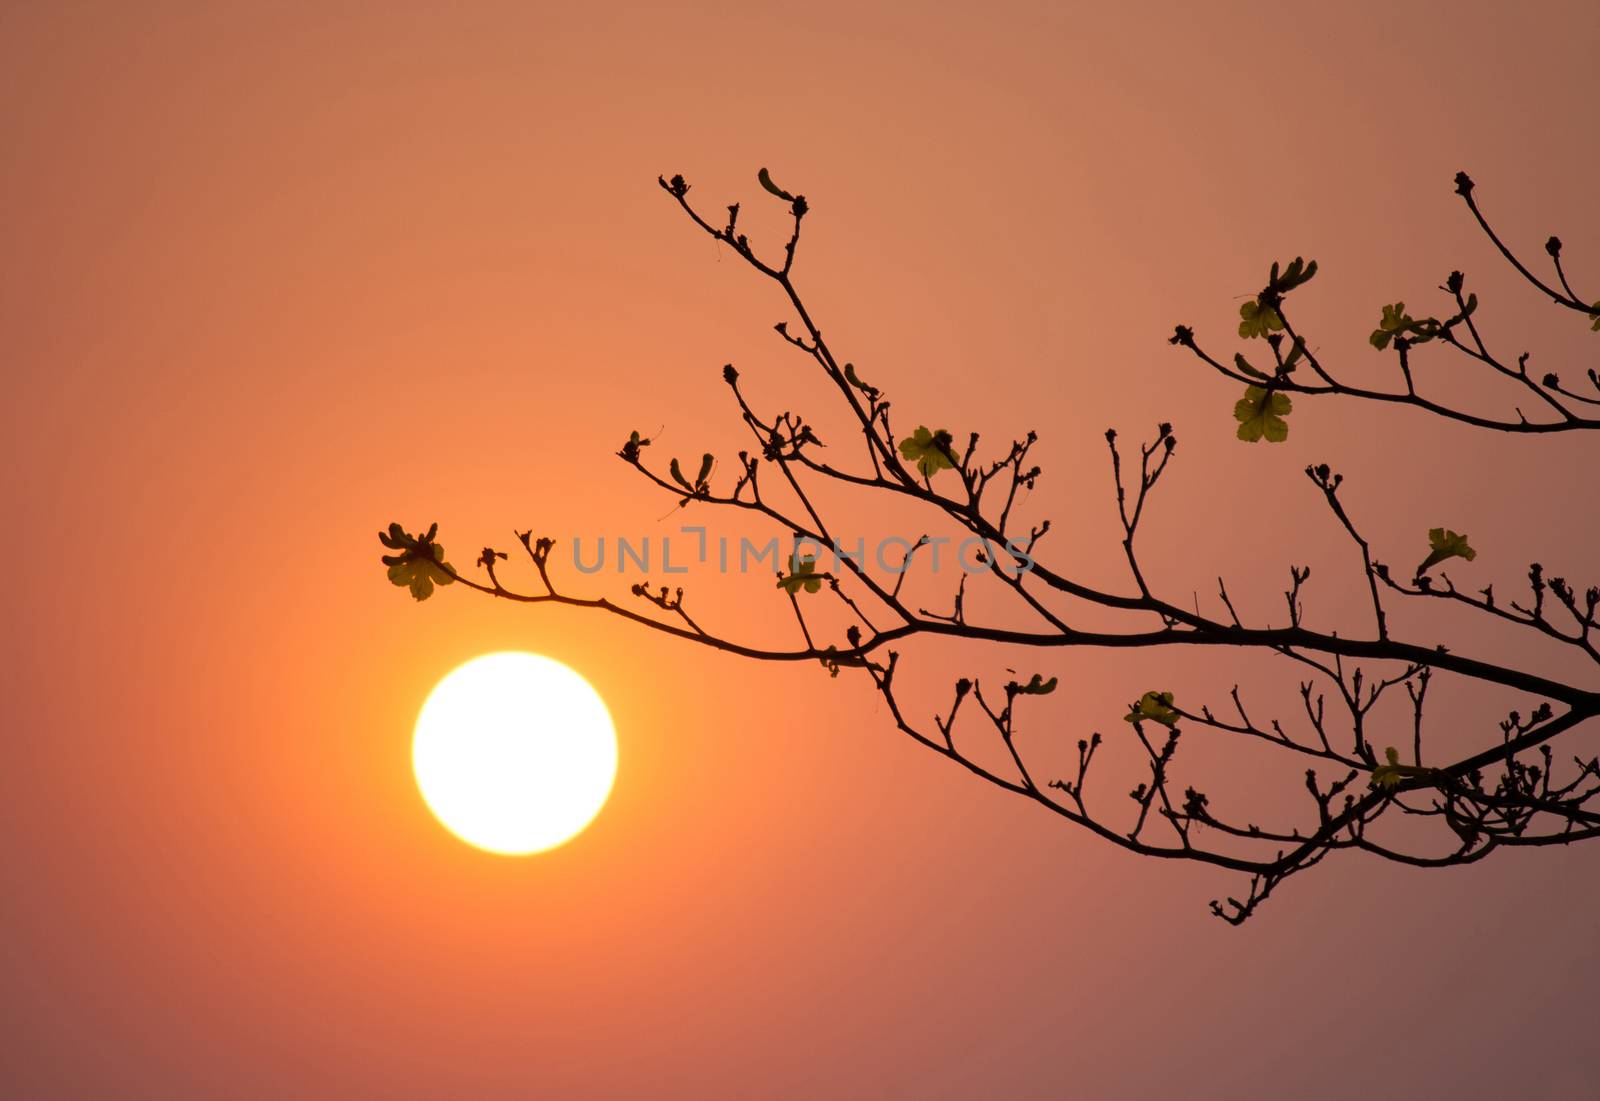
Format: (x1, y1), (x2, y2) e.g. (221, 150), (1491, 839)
(6, 2), (1600, 1096)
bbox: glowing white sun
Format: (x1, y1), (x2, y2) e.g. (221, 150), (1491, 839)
(413, 652), (617, 855)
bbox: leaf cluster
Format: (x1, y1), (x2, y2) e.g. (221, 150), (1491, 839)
(378, 522), (456, 601)
(898, 426), (959, 477)
(1416, 528), (1476, 578)
(1125, 691), (1179, 727)
(778, 553), (823, 595)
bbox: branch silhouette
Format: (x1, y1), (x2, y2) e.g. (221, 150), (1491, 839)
(381, 169), (1600, 923)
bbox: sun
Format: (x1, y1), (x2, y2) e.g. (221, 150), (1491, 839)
(412, 652), (618, 855)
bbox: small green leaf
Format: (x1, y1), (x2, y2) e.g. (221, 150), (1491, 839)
(898, 426), (960, 476)
(1416, 528), (1476, 577)
(1234, 353), (1268, 380)
(1237, 298), (1284, 340)
(758, 167), (795, 202)
(621, 431), (652, 463)
(1590, 301), (1600, 331)
(1124, 690), (1179, 727)
(1370, 746), (1442, 791)
(696, 452), (714, 489)
(1370, 302), (1414, 350)
(844, 362), (879, 398)
(1370, 746), (1406, 790)
(1267, 256), (1318, 294)
(820, 644), (841, 678)
(778, 554), (823, 595)
(1014, 673), (1058, 696)
(1234, 385), (1292, 443)
(669, 457), (693, 491)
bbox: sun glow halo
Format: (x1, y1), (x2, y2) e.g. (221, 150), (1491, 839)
(412, 652), (617, 855)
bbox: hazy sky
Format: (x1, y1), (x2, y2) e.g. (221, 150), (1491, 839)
(5, 2), (1599, 1096)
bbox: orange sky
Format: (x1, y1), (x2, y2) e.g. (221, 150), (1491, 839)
(6, 2), (1599, 1095)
